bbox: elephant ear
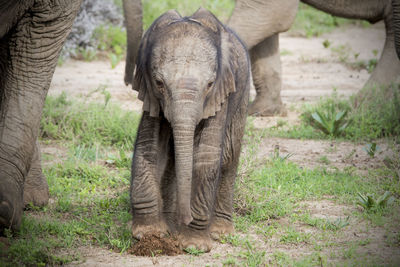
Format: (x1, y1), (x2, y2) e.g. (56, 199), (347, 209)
(133, 10), (182, 117)
(190, 8), (237, 119)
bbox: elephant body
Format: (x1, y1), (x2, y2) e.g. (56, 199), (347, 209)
(129, 9), (250, 251)
(0, 0), (142, 232)
(228, 0), (400, 116)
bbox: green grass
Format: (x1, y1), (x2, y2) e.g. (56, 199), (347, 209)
(291, 3), (368, 38)
(266, 85), (400, 141)
(4, 158), (133, 266)
(142, 0), (235, 30)
(40, 92), (140, 150)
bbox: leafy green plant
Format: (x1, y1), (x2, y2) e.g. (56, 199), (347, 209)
(328, 216), (350, 230)
(310, 107), (349, 136)
(357, 191), (395, 211)
(364, 143), (379, 158)
(93, 25), (126, 56)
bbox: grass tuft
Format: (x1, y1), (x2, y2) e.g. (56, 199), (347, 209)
(40, 92), (140, 150)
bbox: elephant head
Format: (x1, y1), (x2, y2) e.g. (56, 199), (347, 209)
(133, 8), (237, 225)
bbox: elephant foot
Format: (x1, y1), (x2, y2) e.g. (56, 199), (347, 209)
(23, 173), (49, 208)
(131, 215), (169, 240)
(248, 96), (287, 117)
(209, 217), (234, 240)
(0, 160), (24, 232)
(178, 227), (212, 252)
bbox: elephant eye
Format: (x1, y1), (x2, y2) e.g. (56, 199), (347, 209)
(207, 81), (214, 90)
(155, 79), (165, 93)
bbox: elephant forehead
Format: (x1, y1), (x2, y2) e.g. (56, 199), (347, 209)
(151, 35), (217, 67)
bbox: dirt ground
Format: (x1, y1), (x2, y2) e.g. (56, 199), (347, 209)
(46, 22), (400, 266)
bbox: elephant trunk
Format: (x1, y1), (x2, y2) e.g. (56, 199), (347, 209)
(393, 0), (400, 59)
(172, 122), (196, 225)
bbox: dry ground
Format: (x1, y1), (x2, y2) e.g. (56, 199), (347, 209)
(43, 22), (400, 266)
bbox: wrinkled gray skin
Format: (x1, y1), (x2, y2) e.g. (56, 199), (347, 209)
(228, 0), (400, 116)
(129, 8), (250, 251)
(0, 0), (142, 232)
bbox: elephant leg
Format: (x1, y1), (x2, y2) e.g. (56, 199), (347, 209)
(210, 89), (248, 240)
(23, 141), (49, 208)
(160, 154), (177, 232)
(249, 34), (286, 116)
(0, 0), (82, 231)
(130, 113), (170, 239)
(178, 106), (229, 252)
(363, 13), (400, 89)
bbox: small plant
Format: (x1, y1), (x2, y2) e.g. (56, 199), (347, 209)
(184, 247), (205, 256)
(357, 191), (395, 211)
(106, 149), (132, 169)
(364, 143), (379, 158)
(322, 39), (331, 48)
(328, 216), (350, 230)
(310, 106), (349, 136)
(319, 155), (330, 165)
(76, 47), (97, 61)
(272, 145), (293, 162)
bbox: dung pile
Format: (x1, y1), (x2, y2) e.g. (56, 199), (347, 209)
(128, 234), (183, 257)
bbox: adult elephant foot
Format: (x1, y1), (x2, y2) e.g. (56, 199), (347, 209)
(178, 227), (212, 252)
(23, 172), (49, 208)
(355, 14), (400, 106)
(131, 215), (169, 240)
(209, 217), (234, 240)
(249, 34), (287, 117)
(23, 142), (49, 208)
(0, 158), (24, 232)
(249, 96), (287, 117)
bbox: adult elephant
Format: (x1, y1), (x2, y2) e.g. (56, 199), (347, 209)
(228, 0), (400, 116)
(0, 0), (142, 232)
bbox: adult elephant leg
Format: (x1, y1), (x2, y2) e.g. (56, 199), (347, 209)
(363, 10), (400, 89)
(249, 34), (286, 116)
(23, 141), (49, 208)
(0, 0), (82, 231)
(130, 113), (169, 239)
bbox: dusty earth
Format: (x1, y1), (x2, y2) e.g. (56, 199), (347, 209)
(44, 22), (400, 266)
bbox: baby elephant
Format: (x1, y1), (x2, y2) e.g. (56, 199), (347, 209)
(129, 8), (250, 252)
